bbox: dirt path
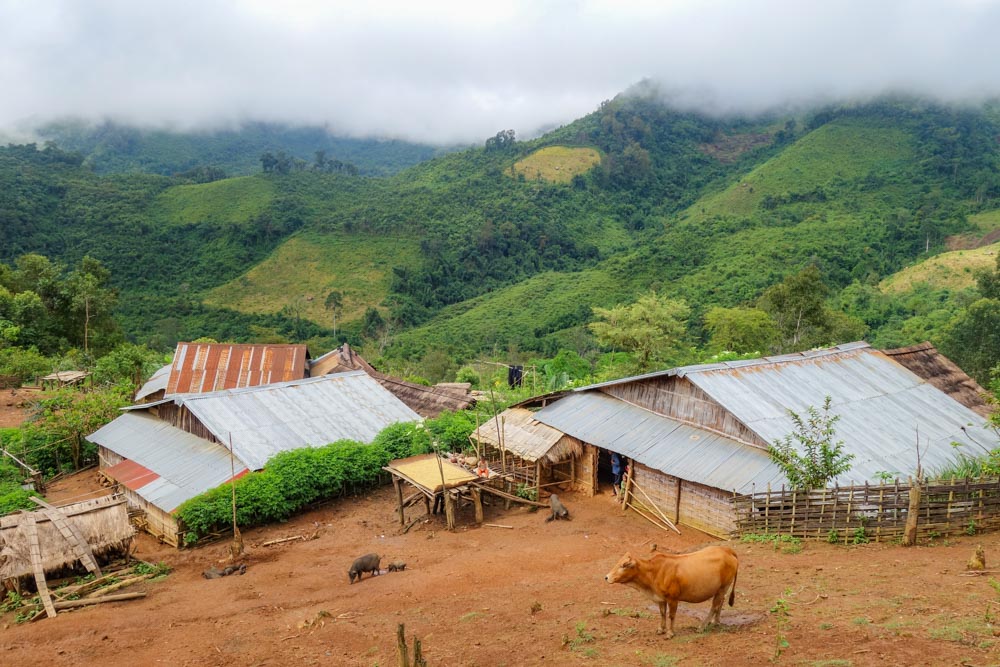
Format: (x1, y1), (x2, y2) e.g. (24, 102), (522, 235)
(3, 473), (1000, 666)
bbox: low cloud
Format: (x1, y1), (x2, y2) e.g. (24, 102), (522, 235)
(2, 0), (999, 144)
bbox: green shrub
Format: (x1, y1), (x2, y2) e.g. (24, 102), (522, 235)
(176, 430), (430, 542)
(0, 486), (39, 515)
(425, 410), (476, 452)
(455, 366), (480, 387)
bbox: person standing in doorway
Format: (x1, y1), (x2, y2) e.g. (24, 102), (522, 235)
(611, 452), (622, 496)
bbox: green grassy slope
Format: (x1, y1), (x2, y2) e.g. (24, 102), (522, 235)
(150, 177), (276, 225)
(204, 231), (421, 324)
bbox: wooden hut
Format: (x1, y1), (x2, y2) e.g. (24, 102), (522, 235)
(312, 343), (475, 417)
(471, 407), (586, 497)
(0, 495), (133, 587)
(529, 342), (995, 537)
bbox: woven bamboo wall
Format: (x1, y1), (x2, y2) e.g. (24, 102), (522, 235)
(733, 478), (1000, 542)
(601, 378), (768, 448)
(120, 486), (181, 547)
(634, 464), (736, 538)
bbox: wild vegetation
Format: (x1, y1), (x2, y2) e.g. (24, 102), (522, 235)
(2, 89), (1000, 489)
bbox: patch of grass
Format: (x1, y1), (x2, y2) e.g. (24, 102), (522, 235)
(151, 176), (275, 226)
(928, 616), (996, 645)
(459, 611), (484, 623)
(649, 654), (680, 667)
(741, 532), (803, 553)
(879, 242), (1000, 294)
(806, 661), (853, 667)
(203, 231), (421, 323)
(603, 607), (651, 619)
(563, 620), (597, 653)
(819, 622), (834, 630)
(509, 146), (602, 184)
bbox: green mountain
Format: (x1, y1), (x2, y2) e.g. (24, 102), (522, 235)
(3, 89), (1000, 374)
(32, 120), (450, 177)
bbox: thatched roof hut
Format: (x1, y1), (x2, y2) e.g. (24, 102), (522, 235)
(0, 495), (133, 582)
(883, 342), (992, 418)
(472, 407), (582, 464)
(311, 343), (476, 418)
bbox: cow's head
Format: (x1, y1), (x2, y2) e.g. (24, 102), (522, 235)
(604, 552), (637, 584)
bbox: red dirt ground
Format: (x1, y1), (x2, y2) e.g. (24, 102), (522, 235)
(4, 471), (1000, 667)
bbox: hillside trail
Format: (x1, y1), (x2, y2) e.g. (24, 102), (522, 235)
(3, 470), (1000, 666)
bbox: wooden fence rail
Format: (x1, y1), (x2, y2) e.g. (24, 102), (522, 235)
(732, 477), (1000, 543)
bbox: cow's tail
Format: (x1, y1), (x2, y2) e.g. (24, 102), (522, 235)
(728, 566), (738, 607)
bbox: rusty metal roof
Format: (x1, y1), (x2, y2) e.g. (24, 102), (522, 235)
(89, 411), (248, 512)
(534, 392), (784, 493)
(174, 372), (422, 470)
(165, 343), (309, 395)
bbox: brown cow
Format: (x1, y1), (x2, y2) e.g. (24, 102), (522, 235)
(604, 545), (739, 638)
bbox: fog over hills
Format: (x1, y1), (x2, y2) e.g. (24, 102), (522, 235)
(2, 1), (1000, 144)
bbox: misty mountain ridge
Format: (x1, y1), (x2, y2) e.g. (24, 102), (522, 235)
(2, 89), (999, 380)
(12, 118), (459, 178)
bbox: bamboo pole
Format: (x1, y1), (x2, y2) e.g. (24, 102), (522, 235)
(625, 475), (680, 534)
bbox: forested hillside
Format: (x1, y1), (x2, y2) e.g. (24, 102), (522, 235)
(30, 120), (448, 177)
(3, 88), (1000, 387)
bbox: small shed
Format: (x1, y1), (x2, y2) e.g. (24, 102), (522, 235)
(0, 495), (133, 586)
(39, 371), (91, 390)
(471, 408), (585, 496)
(383, 454), (481, 530)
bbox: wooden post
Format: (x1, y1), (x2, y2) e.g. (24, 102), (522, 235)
(472, 486), (483, 525)
(534, 461), (541, 500)
(764, 483), (771, 534)
(876, 485), (884, 543)
(570, 454), (576, 488)
(396, 623), (411, 667)
(393, 476), (405, 526)
(444, 493), (456, 531)
(674, 476), (682, 524)
(904, 476), (921, 546)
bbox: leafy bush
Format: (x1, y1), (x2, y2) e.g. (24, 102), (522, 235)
(0, 486), (39, 515)
(768, 396), (854, 490)
(455, 366), (480, 387)
(425, 410), (476, 452)
(176, 434), (429, 542)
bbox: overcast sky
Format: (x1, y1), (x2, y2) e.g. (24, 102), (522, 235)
(2, 0), (1000, 145)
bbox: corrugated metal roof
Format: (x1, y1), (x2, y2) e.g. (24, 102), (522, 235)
(682, 345), (992, 484)
(89, 412), (248, 512)
(165, 343), (308, 395)
(135, 363), (171, 401)
(106, 459), (159, 491)
(176, 372), (422, 470)
(576, 342), (871, 391)
(534, 393), (784, 493)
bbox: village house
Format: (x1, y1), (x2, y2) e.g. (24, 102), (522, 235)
(473, 342), (996, 537)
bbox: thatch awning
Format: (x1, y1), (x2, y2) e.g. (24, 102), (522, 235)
(472, 407), (582, 464)
(883, 342), (992, 417)
(384, 454), (477, 493)
(0, 495), (134, 581)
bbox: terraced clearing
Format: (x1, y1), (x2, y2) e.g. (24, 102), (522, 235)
(203, 232), (420, 324)
(509, 145), (602, 183)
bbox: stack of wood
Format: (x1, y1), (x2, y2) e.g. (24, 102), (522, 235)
(10, 559), (162, 622)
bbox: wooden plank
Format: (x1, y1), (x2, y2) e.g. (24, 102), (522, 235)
(24, 515), (57, 619)
(30, 497), (103, 577)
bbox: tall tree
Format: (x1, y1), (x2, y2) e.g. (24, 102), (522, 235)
(589, 292), (690, 371)
(704, 307), (778, 354)
(324, 290), (343, 340)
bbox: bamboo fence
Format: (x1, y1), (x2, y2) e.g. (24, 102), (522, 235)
(732, 477), (1000, 543)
